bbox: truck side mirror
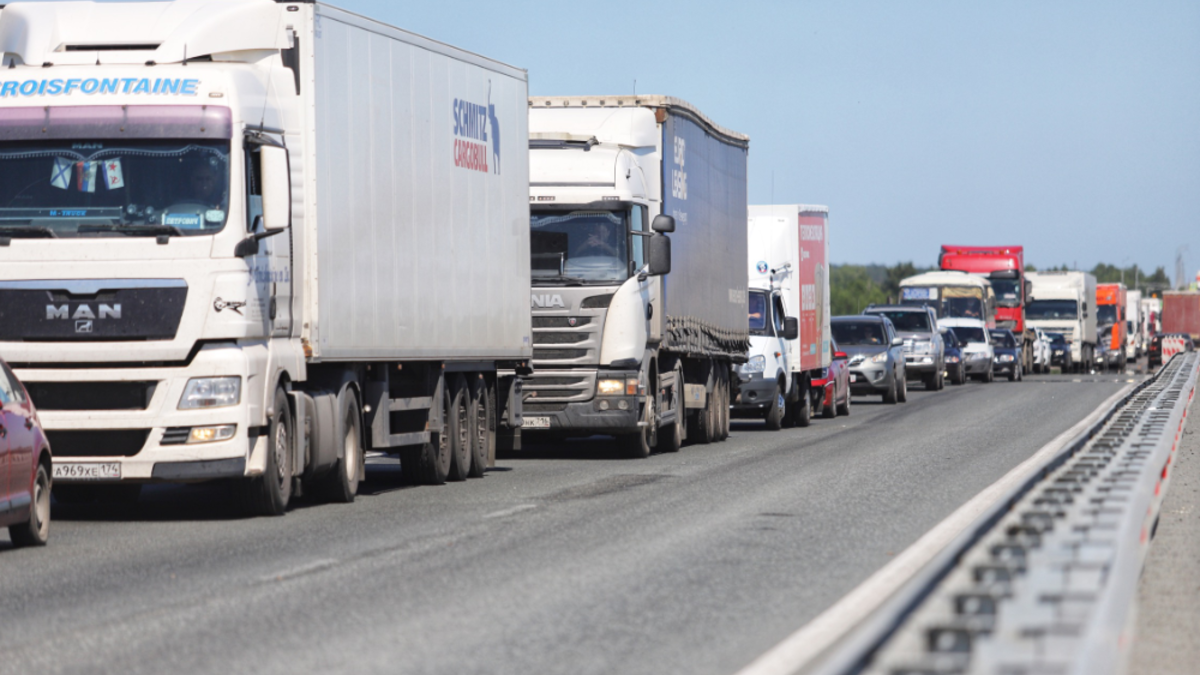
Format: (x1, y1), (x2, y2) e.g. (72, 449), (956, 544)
(782, 317), (799, 340)
(1024, 279), (1032, 299)
(651, 214), (675, 233)
(261, 145), (291, 232)
(647, 233), (671, 276)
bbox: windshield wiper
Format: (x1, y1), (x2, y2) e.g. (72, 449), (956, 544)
(78, 224), (185, 237)
(0, 226), (57, 239)
(532, 275), (589, 286)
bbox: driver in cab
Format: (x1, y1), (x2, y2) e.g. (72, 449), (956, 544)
(189, 160), (226, 210)
(572, 221), (621, 259)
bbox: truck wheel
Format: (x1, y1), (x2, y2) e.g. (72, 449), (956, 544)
(447, 375), (471, 481)
(10, 461), (50, 547)
(245, 387), (294, 516)
(467, 376), (492, 478)
(313, 387), (363, 503)
(618, 386), (656, 459)
(655, 364), (684, 453)
(764, 382), (785, 430)
(414, 383), (454, 485)
(717, 370), (730, 441)
(794, 385), (812, 427)
(692, 373), (717, 445)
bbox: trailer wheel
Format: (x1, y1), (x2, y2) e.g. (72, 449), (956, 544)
(313, 386), (363, 503)
(691, 369), (717, 445)
(716, 368), (730, 441)
(245, 387), (293, 516)
(447, 375), (471, 481)
(467, 376), (492, 478)
(412, 382), (454, 486)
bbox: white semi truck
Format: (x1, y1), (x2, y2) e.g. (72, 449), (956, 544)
(732, 205), (831, 429)
(1126, 289), (1143, 359)
(0, 0), (531, 514)
(1026, 271), (1098, 372)
(526, 96), (749, 456)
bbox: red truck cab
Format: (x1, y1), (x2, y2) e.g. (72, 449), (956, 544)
(938, 246), (1034, 371)
(1096, 283), (1127, 368)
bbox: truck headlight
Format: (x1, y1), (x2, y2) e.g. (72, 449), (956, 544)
(179, 377), (242, 409)
(597, 377), (640, 396)
(744, 355), (766, 373)
(189, 425), (237, 444)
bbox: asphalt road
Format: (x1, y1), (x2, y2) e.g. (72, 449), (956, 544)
(0, 371), (1137, 675)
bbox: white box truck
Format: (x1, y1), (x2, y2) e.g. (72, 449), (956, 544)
(732, 205), (831, 429)
(0, 0), (531, 514)
(526, 96), (749, 456)
(1026, 271), (1098, 372)
(1126, 289), (1143, 359)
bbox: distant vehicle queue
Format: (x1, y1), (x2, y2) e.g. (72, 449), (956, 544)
(0, 0), (1192, 549)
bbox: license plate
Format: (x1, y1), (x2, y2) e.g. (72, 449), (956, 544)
(849, 374), (858, 382)
(522, 416), (551, 429)
(53, 462), (121, 480)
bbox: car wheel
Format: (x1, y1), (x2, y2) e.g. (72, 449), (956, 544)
(897, 371), (908, 402)
(10, 461), (50, 547)
(764, 381), (784, 431)
(883, 374), (898, 404)
(822, 385), (837, 418)
(836, 385), (851, 416)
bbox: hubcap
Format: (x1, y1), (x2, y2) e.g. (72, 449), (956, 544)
(274, 419), (288, 487)
(34, 471), (49, 536)
(344, 415), (358, 483)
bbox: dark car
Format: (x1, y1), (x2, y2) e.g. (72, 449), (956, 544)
(1046, 332), (1072, 371)
(940, 327), (966, 385)
(1, 358), (52, 547)
(1148, 333), (1196, 368)
(831, 315), (907, 404)
(812, 340), (851, 418)
(989, 329), (1024, 381)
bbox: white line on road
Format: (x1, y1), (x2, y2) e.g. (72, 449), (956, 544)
(484, 504), (538, 519)
(265, 558), (339, 583)
(734, 382), (1137, 675)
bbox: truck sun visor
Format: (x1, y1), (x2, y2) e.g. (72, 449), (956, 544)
(0, 105), (232, 141)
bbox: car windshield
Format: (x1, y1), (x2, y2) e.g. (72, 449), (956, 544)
(954, 326), (987, 343)
(0, 139), (230, 237)
(1097, 305), (1118, 325)
(991, 278), (1021, 308)
(873, 310), (931, 333)
(1046, 332), (1066, 343)
(1027, 300), (1078, 320)
(831, 321), (886, 346)
(531, 209), (629, 283)
(749, 291), (770, 334)
(989, 331), (1017, 348)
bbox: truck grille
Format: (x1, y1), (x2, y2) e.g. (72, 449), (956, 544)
(25, 381), (157, 411)
(45, 429), (150, 457)
(533, 316), (592, 329)
(533, 348), (589, 360)
(523, 370), (597, 404)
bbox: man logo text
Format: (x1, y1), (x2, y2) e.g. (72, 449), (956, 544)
(46, 304), (122, 320)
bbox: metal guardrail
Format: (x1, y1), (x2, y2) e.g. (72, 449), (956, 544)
(747, 353), (1199, 675)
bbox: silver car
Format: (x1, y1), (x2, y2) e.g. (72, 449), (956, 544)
(863, 304), (945, 390)
(831, 315), (908, 404)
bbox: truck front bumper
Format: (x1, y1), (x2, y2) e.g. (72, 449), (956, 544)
(17, 343), (268, 483)
(521, 397), (642, 435)
(732, 372), (777, 412)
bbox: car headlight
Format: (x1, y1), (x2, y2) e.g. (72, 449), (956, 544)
(178, 377), (241, 409)
(946, 355), (960, 363)
(998, 354), (1015, 362)
(744, 355), (766, 373)
(911, 340), (933, 355)
(848, 355), (865, 367)
(870, 352), (889, 363)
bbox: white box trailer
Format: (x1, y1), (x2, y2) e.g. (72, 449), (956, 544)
(0, 0), (530, 514)
(1026, 271), (1098, 371)
(733, 205), (831, 427)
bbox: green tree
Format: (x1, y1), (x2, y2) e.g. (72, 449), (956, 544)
(830, 265), (887, 315)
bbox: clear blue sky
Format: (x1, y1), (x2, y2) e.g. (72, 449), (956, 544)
(313, 2), (1195, 274)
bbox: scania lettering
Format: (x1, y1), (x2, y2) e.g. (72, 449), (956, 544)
(526, 96), (750, 455)
(0, 0), (531, 514)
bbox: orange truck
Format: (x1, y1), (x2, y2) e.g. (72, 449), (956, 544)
(1096, 283), (1127, 369)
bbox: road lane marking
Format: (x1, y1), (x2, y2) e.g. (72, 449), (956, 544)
(734, 382), (1137, 675)
(484, 504), (537, 519)
(265, 558), (339, 582)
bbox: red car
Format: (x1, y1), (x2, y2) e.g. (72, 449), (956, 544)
(1, 358), (51, 547)
(813, 341), (851, 418)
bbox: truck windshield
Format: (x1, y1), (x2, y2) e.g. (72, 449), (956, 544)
(900, 286), (985, 320)
(530, 210), (629, 283)
(1097, 305), (1118, 325)
(1027, 300), (1078, 320)
(991, 278), (1021, 307)
(749, 291), (770, 335)
(831, 321), (886, 346)
(0, 139), (230, 238)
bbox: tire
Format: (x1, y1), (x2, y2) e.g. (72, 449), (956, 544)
(467, 376), (492, 478)
(447, 375), (472, 481)
(618, 377), (656, 459)
(764, 381), (784, 431)
(897, 371), (908, 402)
(952, 365), (964, 385)
(1008, 365), (1017, 381)
(245, 387), (294, 516)
(655, 364), (684, 453)
(691, 371), (717, 445)
(924, 373), (937, 390)
(415, 381), (454, 485)
(794, 384), (812, 427)
(312, 386), (363, 503)
(883, 374), (898, 404)
(937, 368), (945, 390)
(836, 385), (851, 416)
(10, 462), (50, 547)
(719, 372), (731, 441)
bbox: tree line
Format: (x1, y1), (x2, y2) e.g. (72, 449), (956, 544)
(830, 262), (1176, 316)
